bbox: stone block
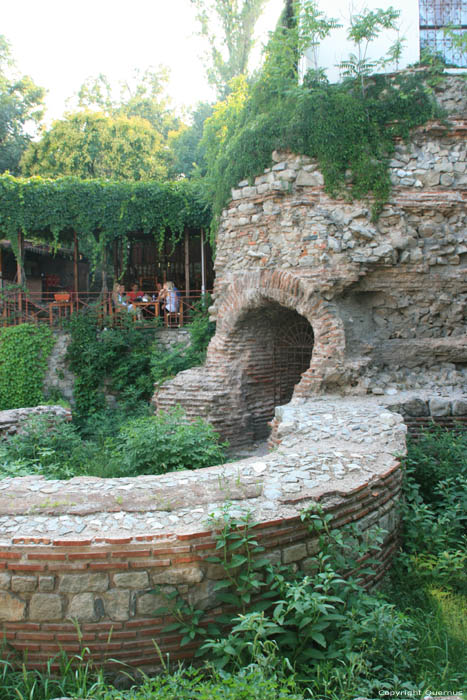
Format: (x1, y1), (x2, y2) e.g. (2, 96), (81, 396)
(39, 576), (56, 592)
(187, 579), (218, 611)
(429, 398), (451, 416)
(282, 543), (307, 564)
(0, 591), (26, 621)
(113, 571), (149, 589)
(68, 593), (97, 622)
(59, 573), (109, 593)
(440, 173), (454, 186)
(300, 557), (319, 575)
(136, 591), (170, 616)
(0, 573), (11, 590)
(263, 550), (282, 567)
(401, 399), (429, 417)
(243, 186), (257, 197)
(205, 563), (226, 580)
(151, 565), (204, 585)
(296, 170), (324, 186)
(11, 576), (37, 593)
(30, 593), (63, 621)
(452, 399), (467, 416)
(102, 590), (130, 621)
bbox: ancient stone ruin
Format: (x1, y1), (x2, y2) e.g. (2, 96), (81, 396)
(0, 74), (465, 671)
(155, 75), (467, 446)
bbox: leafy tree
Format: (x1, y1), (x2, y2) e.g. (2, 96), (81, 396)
(75, 67), (179, 137)
(0, 35), (45, 174)
(169, 101), (213, 177)
(20, 110), (168, 180)
(338, 7), (401, 92)
(190, 0), (268, 97)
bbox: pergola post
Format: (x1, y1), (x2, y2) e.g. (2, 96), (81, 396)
(73, 231), (79, 304)
(201, 229), (206, 297)
(184, 228), (190, 297)
(16, 230), (25, 287)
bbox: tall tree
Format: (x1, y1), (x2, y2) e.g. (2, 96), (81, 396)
(20, 111), (167, 181)
(190, 0), (268, 97)
(0, 35), (45, 174)
(169, 102), (213, 178)
(75, 67), (178, 137)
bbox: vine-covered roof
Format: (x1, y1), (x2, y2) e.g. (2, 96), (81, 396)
(0, 175), (211, 254)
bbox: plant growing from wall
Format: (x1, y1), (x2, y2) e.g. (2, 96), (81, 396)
(151, 296), (215, 385)
(201, 3), (444, 233)
(0, 323), (55, 410)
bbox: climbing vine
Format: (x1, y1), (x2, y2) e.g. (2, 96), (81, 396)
(0, 324), (55, 410)
(0, 176), (211, 262)
(203, 68), (444, 231)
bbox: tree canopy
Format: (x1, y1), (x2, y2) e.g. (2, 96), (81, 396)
(0, 35), (45, 175)
(190, 0), (268, 97)
(0, 174), (211, 264)
(20, 111), (169, 181)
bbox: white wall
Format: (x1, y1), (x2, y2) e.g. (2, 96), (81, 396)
(302, 0), (420, 82)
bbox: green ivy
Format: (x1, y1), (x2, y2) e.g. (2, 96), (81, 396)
(0, 175), (211, 262)
(65, 312), (155, 418)
(0, 324), (55, 410)
(203, 68), (445, 231)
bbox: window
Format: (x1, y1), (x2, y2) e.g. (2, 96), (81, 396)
(419, 0), (467, 66)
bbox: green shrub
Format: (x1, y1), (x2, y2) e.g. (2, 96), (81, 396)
(107, 408), (226, 478)
(66, 312), (155, 419)
(0, 324), (55, 410)
(151, 297), (215, 386)
(0, 414), (105, 480)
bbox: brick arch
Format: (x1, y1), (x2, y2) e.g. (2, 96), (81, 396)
(207, 269), (346, 398)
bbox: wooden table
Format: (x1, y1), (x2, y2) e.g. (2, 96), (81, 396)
(133, 300), (160, 320)
(49, 300), (73, 325)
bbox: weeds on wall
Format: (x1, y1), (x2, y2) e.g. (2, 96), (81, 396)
(0, 324), (55, 410)
(0, 430), (465, 698)
(153, 430), (467, 699)
(201, 2), (445, 234)
(0, 408), (227, 480)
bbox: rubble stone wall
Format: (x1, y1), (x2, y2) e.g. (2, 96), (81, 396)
(0, 459), (400, 672)
(155, 75), (466, 445)
(0, 406), (72, 438)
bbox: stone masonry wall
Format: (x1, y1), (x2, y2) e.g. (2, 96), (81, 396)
(155, 75), (466, 446)
(0, 394), (406, 671)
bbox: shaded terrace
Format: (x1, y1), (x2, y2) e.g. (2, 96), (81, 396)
(0, 175), (213, 328)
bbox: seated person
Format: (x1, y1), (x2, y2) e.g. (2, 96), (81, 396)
(112, 283), (141, 316)
(158, 281), (180, 315)
(127, 283), (143, 303)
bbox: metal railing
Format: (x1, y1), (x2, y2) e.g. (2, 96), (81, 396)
(0, 290), (211, 329)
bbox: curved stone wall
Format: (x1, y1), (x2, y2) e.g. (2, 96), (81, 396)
(0, 397), (405, 671)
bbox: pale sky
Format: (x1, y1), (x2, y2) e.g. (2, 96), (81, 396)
(2, 0), (284, 123)
(3, 0), (419, 125)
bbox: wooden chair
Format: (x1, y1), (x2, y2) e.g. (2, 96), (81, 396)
(164, 301), (183, 328)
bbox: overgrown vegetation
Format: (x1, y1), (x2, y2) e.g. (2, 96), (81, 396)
(66, 299), (214, 419)
(151, 428), (467, 698)
(0, 324), (55, 410)
(0, 407), (226, 480)
(0, 429), (466, 697)
(197, 2), (446, 232)
(0, 303), (219, 481)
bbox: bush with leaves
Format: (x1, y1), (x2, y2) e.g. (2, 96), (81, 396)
(151, 296), (215, 386)
(0, 324), (55, 410)
(0, 407), (226, 481)
(66, 312), (155, 418)
(107, 408), (226, 478)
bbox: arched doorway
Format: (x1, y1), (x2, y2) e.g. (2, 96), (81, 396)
(231, 302), (314, 441)
(273, 316), (315, 407)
